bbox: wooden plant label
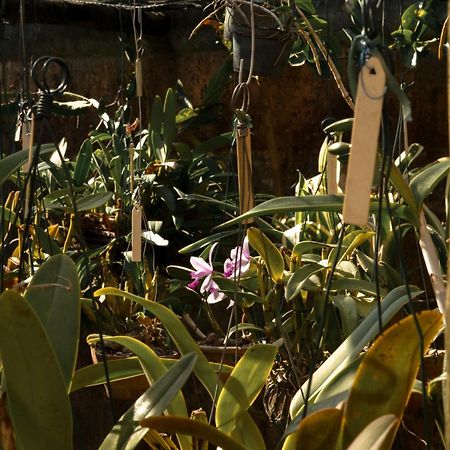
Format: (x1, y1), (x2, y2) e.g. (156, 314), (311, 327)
(135, 58), (143, 98)
(22, 118), (35, 173)
(343, 55), (386, 226)
(131, 205), (142, 262)
(236, 126), (254, 222)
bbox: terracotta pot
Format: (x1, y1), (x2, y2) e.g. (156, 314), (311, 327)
(89, 343), (249, 399)
(90, 347), (149, 400)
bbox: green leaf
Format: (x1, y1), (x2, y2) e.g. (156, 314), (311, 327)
(291, 408), (343, 450)
(24, 254), (80, 390)
(0, 144), (55, 187)
(285, 263), (325, 301)
(163, 88), (177, 151)
(87, 334), (191, 450)
(347, 414), (398, 450)
(388, 162), (417, 213)
(44, 191), (113, 212)
(150, 95), (164, 134)
(71, 357), (233, 393)
(225, 324), (265, 342)
(140, 416), (247, 450)
(94, 288), (219, 398)
(216, 195), (389, 230)
(73, 139), (93, 186)
(283, 358), (363, 444)
(33, 224), (62, 255)
(94, 288), (265, 450)
(330, 278), (385, 297)
(71, 357), (144, 392)
(0, 290), (73, 450)
(410, 157), (450, 209)
(176, 107), (197, 124)
(333, 295), (359, 337)
(247, 228), (285, 283)
(289, 286), (422, 419)
(292, 241), (329, 258)
(216, 344), (277, 434)
(99, 353), (198, 450)
(342, 309), (443, 447)
(328, 231), (375, 266)
(75, 191), (113, 211)
(0, 206), (16, 224)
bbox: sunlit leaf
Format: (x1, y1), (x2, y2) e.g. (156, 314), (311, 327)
(0, 144), (55, 187)
(25, 254), (80, 390)
(247, 228), (285, 283)
(140, 416), (247, 450)
(342, 309), (443, 447)
(285, 263), (325, 301)
(94, 288), (265, 449)
(410, 157), (450, 209)
(216, 195), (390, 229)
(292, 408), (342, 450)
(347, 414), (398, 450)
(289, 286), (422, 418)
(87, 334), (191, 450)
(216, 344), (277, 434)
(0, 290), (73, 450)
(99, 353), (197, 450)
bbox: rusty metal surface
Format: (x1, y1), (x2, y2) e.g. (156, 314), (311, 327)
(31, 0), (202, 9)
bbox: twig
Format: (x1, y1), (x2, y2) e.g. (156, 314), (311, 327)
(295, 5), (355, 110)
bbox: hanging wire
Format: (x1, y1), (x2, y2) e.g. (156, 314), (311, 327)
(302, 224), (346, 417)
(380, 105), (433, 448)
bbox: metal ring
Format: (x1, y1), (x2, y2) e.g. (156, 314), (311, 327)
(231, 82), (250, 115)
(31, 56), (69, 94)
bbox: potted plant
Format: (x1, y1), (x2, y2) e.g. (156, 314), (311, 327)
(192, 0), (330, 77)
(223, 0), (295, 76)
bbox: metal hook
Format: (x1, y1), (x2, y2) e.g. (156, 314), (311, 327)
(31, 56), (69, 95)
(31, 56), (69, 118)
(362, 0), (377, 40)
(231, 82), (250, 118)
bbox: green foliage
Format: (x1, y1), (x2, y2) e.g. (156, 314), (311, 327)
(24, 254), (80, 390)
(216, 344), (278, 434)
(0, 144), (55, 187)
(286, 310), (443, 450)
(99, 353), (197, 450)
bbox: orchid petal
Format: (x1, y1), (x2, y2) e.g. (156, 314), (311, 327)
(190, 256), (212, 274)
(200, 274), (212, 294)
(208, 242), (218, 266)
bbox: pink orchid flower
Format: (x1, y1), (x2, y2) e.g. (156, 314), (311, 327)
(188, 243), (226, 304)
(224, 236), (251, 279)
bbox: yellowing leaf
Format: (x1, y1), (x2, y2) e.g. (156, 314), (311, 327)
(342, 309), (443, 447)
(247, 227), (285, 283)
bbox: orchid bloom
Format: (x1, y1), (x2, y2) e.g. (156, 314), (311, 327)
(188, 243), (226, 304)
(224, 236), (251, 279)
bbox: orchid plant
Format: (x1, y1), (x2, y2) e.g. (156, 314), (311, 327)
(187, 238), (251, 308)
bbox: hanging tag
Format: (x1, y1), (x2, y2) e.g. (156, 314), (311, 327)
(236, 125), (254, 221)
(326, 152), (339, 195)
(129, 145), (135, 195)
(22, 118), (35, 173)
(131, 205), (142, 262)
(23, 118), (36, 219)
(135, 58), (143, 98)
(343, 55), (386, 226)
